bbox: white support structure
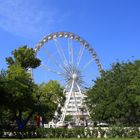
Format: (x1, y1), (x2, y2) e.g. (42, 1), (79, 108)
(61, 91), (89, 122)
(60, 72), (89, 125)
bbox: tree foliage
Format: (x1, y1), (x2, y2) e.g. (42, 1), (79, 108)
(38, 80), (65, 122)
(0, 70), (12, 125)
(0, 46), (41, 129)
(86, 61), (140, 125)
(6, 45), (41, 69)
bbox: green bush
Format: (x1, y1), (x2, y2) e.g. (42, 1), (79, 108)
(90, 128), (98, 138)
(106, 127), (123, 138)
(124, 127), (140, 138)
(36, 127), (85, 138)
(0, 128), (37, 138)
(106, 127), (140, 138)
(0, 126), (139, 138)
(98, 127), (106, 138)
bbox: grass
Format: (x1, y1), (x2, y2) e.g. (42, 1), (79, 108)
(0, 138), (139, 140)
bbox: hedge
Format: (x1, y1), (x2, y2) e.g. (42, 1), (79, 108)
(0, 127), (140, 138)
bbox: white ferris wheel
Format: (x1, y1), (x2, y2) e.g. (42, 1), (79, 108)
(34, 31), (103, 124)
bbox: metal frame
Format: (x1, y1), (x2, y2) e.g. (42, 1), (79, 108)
(34, 31), (103, 124)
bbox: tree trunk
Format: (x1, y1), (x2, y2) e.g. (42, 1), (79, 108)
(16, 110), (34, 130)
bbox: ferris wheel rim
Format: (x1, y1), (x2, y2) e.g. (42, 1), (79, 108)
(34, 31), (104, 123)
(34, 31), (104, 75)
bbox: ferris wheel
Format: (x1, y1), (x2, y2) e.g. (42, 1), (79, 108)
(34, 31), (103, 124)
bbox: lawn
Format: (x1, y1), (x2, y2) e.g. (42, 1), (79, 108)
(0, 138), (139, 140)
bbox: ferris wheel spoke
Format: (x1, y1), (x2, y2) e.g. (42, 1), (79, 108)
(77, 46), (85, 67)
(41, 63), (63, 76)
(44, 49), (64, 71)
(82, 59), (94, 71)
(54, 39), (68, 66)
(63, 65), (73, 75)
(68, 38), (74, 65)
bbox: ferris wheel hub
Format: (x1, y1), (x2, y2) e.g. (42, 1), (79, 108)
(72, 73), (78, 80)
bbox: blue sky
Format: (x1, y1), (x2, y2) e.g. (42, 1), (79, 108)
(0, 0), (140, 84)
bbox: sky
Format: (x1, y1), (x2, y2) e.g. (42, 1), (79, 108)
(0, 0), (140, 85)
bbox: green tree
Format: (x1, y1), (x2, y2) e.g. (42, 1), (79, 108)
(6, 64), (37, 129)
(0, 70), (7, 107)
(0, 46), (41, 129)
(86, 61), (140, 125)
(6, 45), (41, 69)
(0, 70), (12, 126)
(38, 80), (65, 122)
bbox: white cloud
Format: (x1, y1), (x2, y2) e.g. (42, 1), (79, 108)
(0, 0), (68, 39)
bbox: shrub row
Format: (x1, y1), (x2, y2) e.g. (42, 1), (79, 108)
(0, 128), (37, 138)
(105, 127), (140, 138)
(0, 127), (140, 138)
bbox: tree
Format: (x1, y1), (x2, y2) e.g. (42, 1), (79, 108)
(38, 80), (65, 122)
(0, 70), (8, 107)
(6, 45), (41, 70)
(0, 46), (41, 129)
(5, 64), (37, 129)
(86, 61), (140, 126)
(0, 70), (12, 126)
